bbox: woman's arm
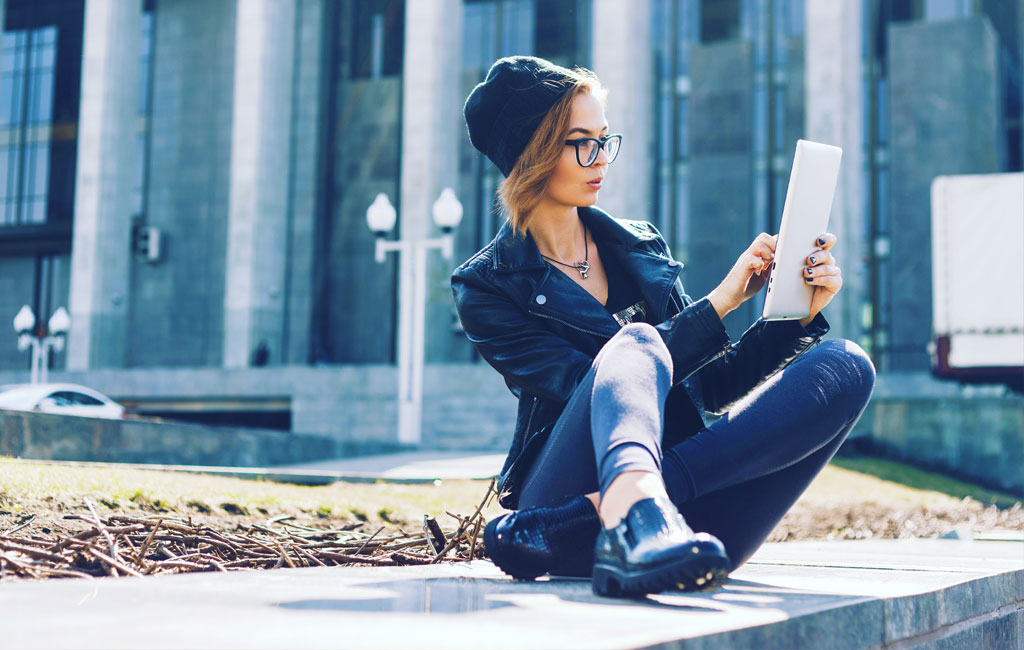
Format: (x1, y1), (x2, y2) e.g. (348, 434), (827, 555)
(452, 270), (593, 404)
(698, 314), (829, 415)
(696, 231), (843, 414)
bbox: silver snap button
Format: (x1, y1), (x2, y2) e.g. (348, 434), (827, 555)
(536, 294), (547, 305)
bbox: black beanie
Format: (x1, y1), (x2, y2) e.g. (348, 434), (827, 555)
(463, 56), (580, 177)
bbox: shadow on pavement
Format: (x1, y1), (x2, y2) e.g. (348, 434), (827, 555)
(273, 575), (841, 616)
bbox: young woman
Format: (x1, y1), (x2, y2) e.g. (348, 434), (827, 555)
(452, 56), (875, 598)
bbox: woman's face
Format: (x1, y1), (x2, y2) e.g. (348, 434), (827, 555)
(543, 92), (609, 209)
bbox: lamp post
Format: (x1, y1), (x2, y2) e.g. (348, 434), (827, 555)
(13, 305), (71, 384)
(367, 188), (463, 445)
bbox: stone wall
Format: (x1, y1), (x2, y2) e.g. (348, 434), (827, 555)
(0, 361), (519, 451)
(850, 372), (1024, 495)
(127, 0), (237, 367)
(0, 409), (399, 468)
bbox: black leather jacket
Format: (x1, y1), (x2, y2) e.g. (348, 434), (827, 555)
(451, 206), (828, 509)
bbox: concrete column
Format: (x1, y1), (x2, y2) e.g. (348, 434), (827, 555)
(281, 0), (325, 365)
(67, 0), (142, 370)
(887, 18), (1001, 371)
(805, 0), (866, 346)
(223, 0), (296, 368)
(399, 0), (463, 368)
(591, 0), (653, 223)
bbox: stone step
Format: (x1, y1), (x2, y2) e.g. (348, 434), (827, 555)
(1, 539), (1020, 649)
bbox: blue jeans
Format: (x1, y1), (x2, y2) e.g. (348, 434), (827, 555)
(517, 322), (876, 568)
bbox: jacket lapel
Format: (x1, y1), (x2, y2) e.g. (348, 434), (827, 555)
(580, 207), (683, 324)
(492, 207), (682, 334)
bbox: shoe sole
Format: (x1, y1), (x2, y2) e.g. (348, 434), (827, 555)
(592, 549), (730, 598)
(483, 517), (544, 581)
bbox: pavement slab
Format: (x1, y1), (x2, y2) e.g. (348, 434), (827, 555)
(276, 451), (505, 481)
(1, 539), (1020, 649)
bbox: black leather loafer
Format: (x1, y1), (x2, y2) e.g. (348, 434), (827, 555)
(484, 495), (600, 580)
(592, 497), (730, 598)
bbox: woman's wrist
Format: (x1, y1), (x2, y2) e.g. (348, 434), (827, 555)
(706, 289), (735, 321)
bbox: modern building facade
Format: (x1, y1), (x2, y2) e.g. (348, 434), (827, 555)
(0, 0), (1021, 445)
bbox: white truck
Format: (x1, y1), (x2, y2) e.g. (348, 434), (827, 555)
(930, 173), (1024, 393)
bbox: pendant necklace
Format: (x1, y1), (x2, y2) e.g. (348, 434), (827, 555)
(539, 225), (591, 280)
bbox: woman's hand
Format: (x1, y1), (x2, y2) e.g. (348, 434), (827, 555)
(706, 233), (777, 320)
(799, 233), (842, 327)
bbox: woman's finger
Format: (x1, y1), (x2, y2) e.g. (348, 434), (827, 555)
(805, 270), (843, 291)
(744, 252), (764, 271)
(754, 232), (778, 253)
(752, 241), (775, 262)
(814, 233), (838, 250)
(804, 264), (840, 278)
(806, 250), (835, 267)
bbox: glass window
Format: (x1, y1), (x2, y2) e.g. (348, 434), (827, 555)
(786, 0), (805, 35)
(350, 0), (405, 79)
(535, 0), (578, 63)
(500, 0), (535, 57)
(700, 0), (741, 43)
(0, 73), (14, 125)
(64, 391), (104, 406)
(461, 2), (491, 68)
(0, 149), (8, 202)
(31, 143), (49, 199)
(33, 71), (54, 123)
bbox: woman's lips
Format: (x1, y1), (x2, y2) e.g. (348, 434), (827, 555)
(587, 179), (603, 190)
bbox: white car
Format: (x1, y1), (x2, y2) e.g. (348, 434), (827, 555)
(0, 383), (126, 419)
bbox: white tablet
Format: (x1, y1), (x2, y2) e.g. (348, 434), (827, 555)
(762, 140), (843, 321)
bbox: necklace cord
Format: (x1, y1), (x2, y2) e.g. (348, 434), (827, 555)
(539, 224), (589, 268)
(538, 224), (591, 280)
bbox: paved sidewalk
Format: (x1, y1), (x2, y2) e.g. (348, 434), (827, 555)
(2, 539), (1020, 649)
(277, 451), (505, 481)
(1, 451), (505, 486)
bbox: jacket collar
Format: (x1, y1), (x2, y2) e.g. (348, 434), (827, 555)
(490, 206), (681, 332)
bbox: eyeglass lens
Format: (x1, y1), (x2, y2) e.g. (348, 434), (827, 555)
(580, 136), (621, 166)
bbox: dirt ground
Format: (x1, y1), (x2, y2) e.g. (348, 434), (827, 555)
(1, 457), (1022, 581)
(3, 490), (1020, 547)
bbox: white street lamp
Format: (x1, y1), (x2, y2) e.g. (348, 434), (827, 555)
(49, 307), (71, 336)
(367, 188), (463, 445)
(13, 305), (70, 384)
(13, 305), (35, 337)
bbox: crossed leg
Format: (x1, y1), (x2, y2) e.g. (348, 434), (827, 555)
(517, 329), (875, 570)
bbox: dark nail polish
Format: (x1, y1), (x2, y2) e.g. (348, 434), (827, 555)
(817, 237), (826, 246)
(805, 277), (813, 282)
(809, 256), (816, 264)
(806, 268), (813, 276)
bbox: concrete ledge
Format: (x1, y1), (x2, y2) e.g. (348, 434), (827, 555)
(0, 540), (1019, 649)
(0, 409), (406, 468)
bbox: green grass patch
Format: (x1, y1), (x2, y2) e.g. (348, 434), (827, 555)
(832, 456), (1021, 508)
(0, 459), (503, 528)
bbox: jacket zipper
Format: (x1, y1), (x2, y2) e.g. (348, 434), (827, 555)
(528, 309), (615, 338)
(524, 395), (539, 435)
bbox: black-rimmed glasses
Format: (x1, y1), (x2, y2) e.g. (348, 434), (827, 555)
(564, 134), (623, 167)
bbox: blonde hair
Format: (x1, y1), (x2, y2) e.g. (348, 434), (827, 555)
(497, 68), (608, 237)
